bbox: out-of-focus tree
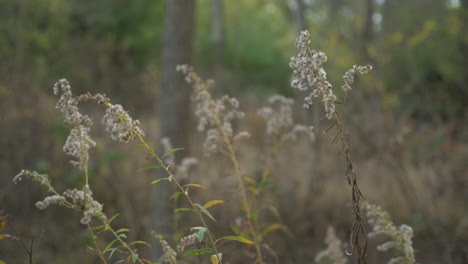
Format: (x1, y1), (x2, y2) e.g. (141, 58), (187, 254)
(212, 0), (224, 78)
(153, 0), (195, 259)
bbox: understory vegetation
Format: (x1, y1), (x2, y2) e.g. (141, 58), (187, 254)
(2, 31), (423, 264)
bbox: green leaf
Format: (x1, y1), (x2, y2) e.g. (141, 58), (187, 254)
(151, 177), (169, 184)
(128, 240), (152, 248)
(190, 227), (206, 242)
(104, 239), (118, 253)
(91, 224), (106, 231)
(174, 208), (195, 212)
(215, 236), (254, 245)
(162, 148), (184, 159)
(132, 253), (139, 263)
(261, 224), (286, 236)
(194, 204), (216, 222)
(118, 233), (127, 239)
(107, 213), (120, 225)
(140, 165), (163, 171)
(170, 191), (183, 200)
(183, 183), (207, 190)
(183, 248), (215, 256)
(116, 228), (130, 233)
(108, 245), (122, 259)
(203, 200), (224, 209)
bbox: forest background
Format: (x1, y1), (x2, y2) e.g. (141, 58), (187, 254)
(1, 0), (467, 263)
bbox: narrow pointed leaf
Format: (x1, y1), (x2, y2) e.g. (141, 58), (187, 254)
(215, 236), (254, 245)
(151, 177), (169, 184)
(162, 148), (184, 159)
(174, 208), (195, 212)
(261, 224), (286, 236)
(203, 200), (224, 209)
(183, 248), (215, 256)
(129, 240), (152, 247)
(194, 204), (216, 222)
(183, 183), (207, 190)
(140, 165), (163, 171)
(103, 239), (118, 253)
(91, 224), (106, 231)
(107, 213), (120, 225)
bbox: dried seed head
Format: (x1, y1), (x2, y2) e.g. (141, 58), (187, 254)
(176, 157), (198, 179)
(178, 65), (248, 155)
(342, 65), (373, 91)
(177, 232), (198, 253)
(364, 202), (416, 264)
(63, 185), (106, 224)
(257, 95), (314, 144)
(152, 232), (178, 264)
(63, 125), (96, 170)
(290, 31), (336, 119)
(35, 195), (66, 210)
(102, 104), (145, 142)
(314, 226), (348, 264)
(13, 170), (49, 185)
(53, 79), (93, 127)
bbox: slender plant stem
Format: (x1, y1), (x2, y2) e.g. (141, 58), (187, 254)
(87, 223), (108, 264)
(214, 118), (264, 264)
(136, 135), (222, 263)
(103, 218), (145, 264)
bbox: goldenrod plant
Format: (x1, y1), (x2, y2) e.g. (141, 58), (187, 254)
(289, 30), (372, 263)
(11, 30), (420, 264)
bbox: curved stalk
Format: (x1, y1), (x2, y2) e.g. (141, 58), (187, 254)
(136, 135), (222, 263)
(213, 118), (264, 264)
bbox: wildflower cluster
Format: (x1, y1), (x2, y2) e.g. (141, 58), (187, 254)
(35, 195), (66, 210)
(289, 31), (336, 119)
(54, 79), (96, 170)
(290, 30), (373, 264)
(257, 95), (314, 144)
(14, 170), (106, 224)
(176, 65), (249, 155)
(13, 170), (49, 186)
(314, 226), (348, 264)
(290, 31), (373, 119)
(102, 104), (145, 143)
(63, 185), (106, 224)
(364, 203), (416, 264)
(178, 65), (263, 263)
(152, 232), (178, 264)
(342, 65), (373, 92)
(176, 232), (198, 254)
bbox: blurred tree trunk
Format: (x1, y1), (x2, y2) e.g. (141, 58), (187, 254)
(212, 0), (223, 79)
(328, 0), (342, 19)
(361, 0), (375, 64)
(153, 0), (195, 259)
(360, 0), (381, 114)
(461, 0), (468, 95)
(293, 0), (307, 35)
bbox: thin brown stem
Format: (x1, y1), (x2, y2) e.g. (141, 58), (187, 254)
(102, 218), (145, 264)
(87, 224), (108, 264)
(136, 135), (222, 263)
(213, 118), (264, 264)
